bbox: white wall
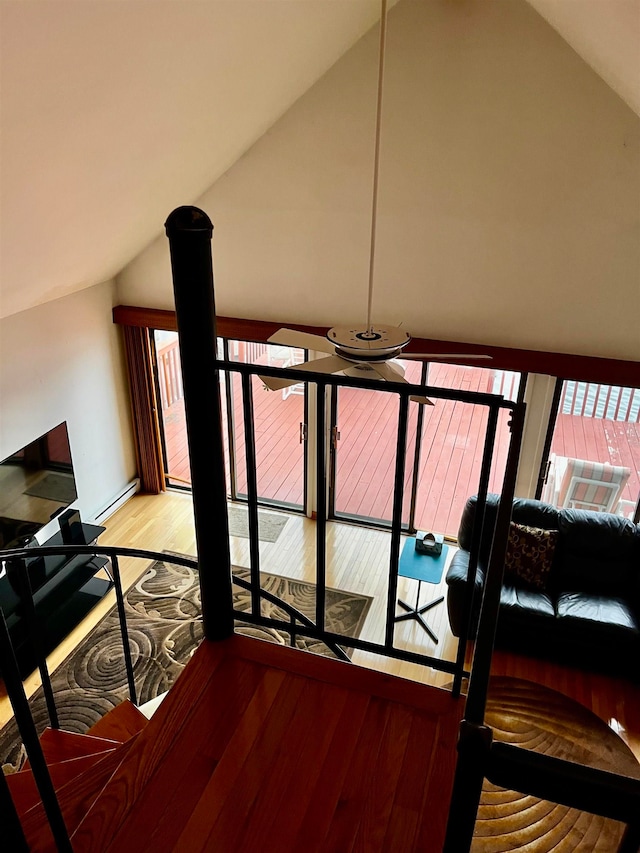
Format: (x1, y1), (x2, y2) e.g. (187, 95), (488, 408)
(0, 281), (137, 535)
(0, 0), (382, 320)
(118, 0), (640, 363)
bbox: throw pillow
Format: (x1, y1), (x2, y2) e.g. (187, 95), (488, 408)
(503, 523), (558, 591)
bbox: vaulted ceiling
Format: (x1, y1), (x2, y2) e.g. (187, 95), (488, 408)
(1, 0), (638, 321)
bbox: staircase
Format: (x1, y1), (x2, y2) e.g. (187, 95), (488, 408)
(7, 636), (464, 852)
(7, 700), (148, 851)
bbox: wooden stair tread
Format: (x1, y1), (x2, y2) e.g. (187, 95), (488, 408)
(23, 728), (120, 770)
(69, 635), (463, 853)
(20, 735), (139, 852)
(7, 750), (116, 817)
(7, 699), (148, 815)
(8, 703), (146, 818)
(87, 699), (148, 742)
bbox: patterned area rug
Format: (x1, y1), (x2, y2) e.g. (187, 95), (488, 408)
(0, 555), (371, 772)
(472, 677), (640, 852)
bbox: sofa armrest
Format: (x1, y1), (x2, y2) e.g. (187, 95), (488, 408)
(631, 567), (640, 625)
(447, 549), (485, 588)
(445, 549), (486, 637)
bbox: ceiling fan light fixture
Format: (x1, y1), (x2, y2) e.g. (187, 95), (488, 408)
(342, 360), (406, 379)
(328, 324), (410, 360)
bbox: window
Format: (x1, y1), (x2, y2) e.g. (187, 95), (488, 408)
(540, 381), (640, 520)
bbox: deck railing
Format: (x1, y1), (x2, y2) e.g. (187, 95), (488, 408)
(561, 380), (640, 422)
(156, 337), (183, 410)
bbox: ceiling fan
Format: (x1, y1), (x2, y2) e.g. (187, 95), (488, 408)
(260, 0), (491, 405)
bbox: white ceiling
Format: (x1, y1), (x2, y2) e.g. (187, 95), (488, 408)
(0, 0), (638, 321)
(527, 0), (640, 116)
(0, 0), (381, 318)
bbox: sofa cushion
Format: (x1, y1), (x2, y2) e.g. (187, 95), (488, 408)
(555, 511), (639, 595)
(556, 592), (639, 642)
(446, 549), (484, 590)
(499, 584), (556, 621)
(445, 549), (485, 638)
(504, 523), (558, 591)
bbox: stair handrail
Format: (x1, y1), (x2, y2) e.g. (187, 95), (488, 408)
(0, 544), (352, 681)
(0, 610), (72, 851)
(443, 401), (640, 852)
(0, 543), (355, 848)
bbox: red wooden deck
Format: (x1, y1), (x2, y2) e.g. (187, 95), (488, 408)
(159, 354), (639, 538)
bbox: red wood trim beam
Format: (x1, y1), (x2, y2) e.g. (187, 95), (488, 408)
(112, 305), (640, 386)
(112, 306), (327, 342)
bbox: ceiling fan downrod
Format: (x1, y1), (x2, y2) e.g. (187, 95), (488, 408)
(365, 0), (388, 338)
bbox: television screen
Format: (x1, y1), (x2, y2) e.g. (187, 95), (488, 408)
(0, 422), (78, 549)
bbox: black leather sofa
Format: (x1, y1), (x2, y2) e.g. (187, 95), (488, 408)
(445, 494), (640, 677)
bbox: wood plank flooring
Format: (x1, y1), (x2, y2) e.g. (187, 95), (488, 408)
(1, 489), (638, 769)
(102, 492), (640, 766)
(70, 635), (464, 853)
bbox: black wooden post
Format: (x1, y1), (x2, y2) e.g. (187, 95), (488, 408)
(165, 206), (233, 640)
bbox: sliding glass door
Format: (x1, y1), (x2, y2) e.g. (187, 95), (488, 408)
(153, 329), (525, 535)
(153, 332), (307, 511)
(225, 340), (307, 510)
(154, 330), (191, 488)
(411, 363), (520, 538)
(329, 361), (523, 539)
(329, 362), (420, 528)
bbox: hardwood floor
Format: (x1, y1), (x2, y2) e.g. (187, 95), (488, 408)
(71, 636), (464, 853)
(1, 489), (639, 772)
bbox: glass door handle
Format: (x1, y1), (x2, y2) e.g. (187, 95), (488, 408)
(331, 426), (341, 449)
(299, 422), (307, 444)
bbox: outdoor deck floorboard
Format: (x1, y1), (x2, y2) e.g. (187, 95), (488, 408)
(161, 363), (639, 536)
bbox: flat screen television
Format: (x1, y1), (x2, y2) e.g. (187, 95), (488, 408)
(0, 422), (78, 549)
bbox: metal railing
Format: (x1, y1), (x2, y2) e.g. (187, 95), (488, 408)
(0, 541), (356, 849)
(219, 357), (515, 680)
(443, 402), (640, 852)
(0, 207), (528, 850)
(164, 205), (640, 853)
(0, 366), (516, 846)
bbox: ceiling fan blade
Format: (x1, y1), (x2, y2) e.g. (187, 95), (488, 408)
(402, 353), (493, 361)
(369, 361), (406, 381)
(369, 361), (434, 406)
(268, 328), (335, 354)
(259, 354), (351, 391)
(409, 394), (435, 406)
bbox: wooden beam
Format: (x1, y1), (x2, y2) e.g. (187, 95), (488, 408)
(112, 305), (640, 386)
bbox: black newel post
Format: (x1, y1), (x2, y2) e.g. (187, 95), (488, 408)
(165, 206), (233, 640)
